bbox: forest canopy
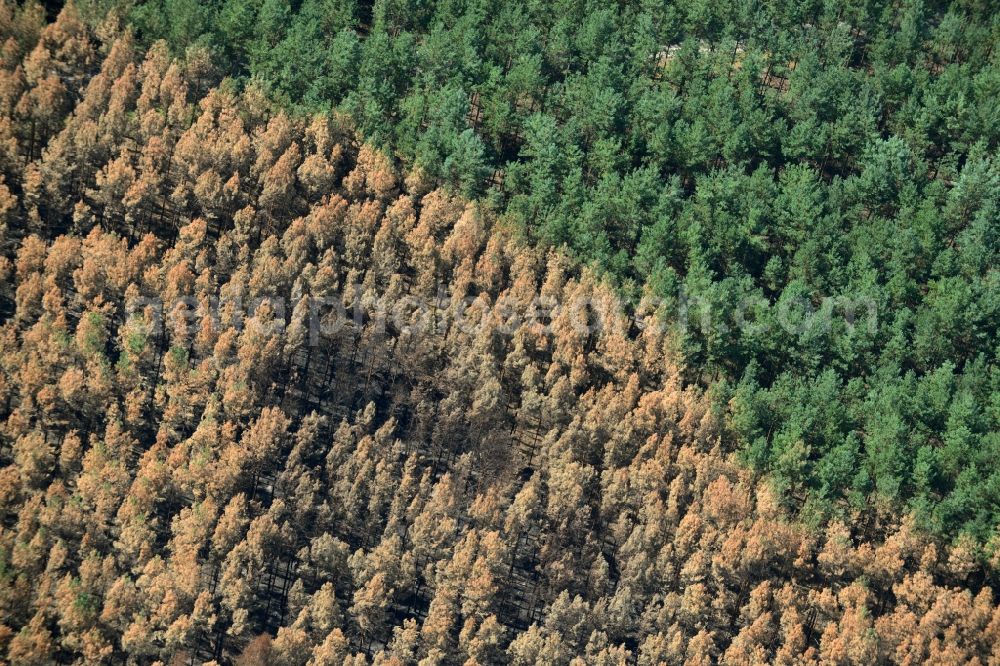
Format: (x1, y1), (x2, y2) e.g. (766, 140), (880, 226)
(79, 0), (1000, 539)
(0, 1), (998, 664)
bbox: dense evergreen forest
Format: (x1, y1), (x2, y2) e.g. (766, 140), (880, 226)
(67, 0), (1000, 538)
(0, 1), (998, 664)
